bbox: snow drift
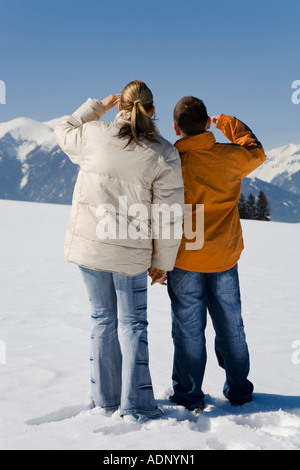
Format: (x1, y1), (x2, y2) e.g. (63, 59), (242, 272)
(0, 199), (299, 450)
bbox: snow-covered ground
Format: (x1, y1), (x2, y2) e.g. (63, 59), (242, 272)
(0, 199), (299, 450)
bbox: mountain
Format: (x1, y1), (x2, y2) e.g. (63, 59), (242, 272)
(241, 143), (300, 223)
(251, 143), (300, 196)
(241, 177), (300, 223)
(0, 116), (78, 204)
(0, 115), (299, 222)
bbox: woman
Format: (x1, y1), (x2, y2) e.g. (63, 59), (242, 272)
(54, 80), (184, 421)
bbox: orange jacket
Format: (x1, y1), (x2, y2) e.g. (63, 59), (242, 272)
(174, 114), (267, 273)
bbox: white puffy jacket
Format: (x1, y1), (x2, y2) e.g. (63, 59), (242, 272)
(54, 98), (184, 276)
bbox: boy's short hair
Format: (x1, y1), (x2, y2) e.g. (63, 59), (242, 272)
(173, 96), (208, 136)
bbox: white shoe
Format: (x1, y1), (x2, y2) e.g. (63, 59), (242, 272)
(104, 409), (117, 417)
(122, 409), (163, 423)
(122, 412), (141, 423)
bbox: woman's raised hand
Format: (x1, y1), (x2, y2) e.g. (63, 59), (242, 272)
(101, 94), (121, 111)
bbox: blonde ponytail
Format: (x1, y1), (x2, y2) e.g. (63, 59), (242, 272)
(117, 80), (159, 148)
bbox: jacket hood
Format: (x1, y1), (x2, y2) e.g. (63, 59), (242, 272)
(175, 132), (216, 153)
(114, 110), (131, 125)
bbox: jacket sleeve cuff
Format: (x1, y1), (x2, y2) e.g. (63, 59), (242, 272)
(151, 245), (180, 272)
(90, 98), (106, 119)
(215, 114), (230, 130)
(70, 97), (106, 126)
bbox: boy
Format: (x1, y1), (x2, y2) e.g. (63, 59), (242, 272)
(167, 96), (267, 412)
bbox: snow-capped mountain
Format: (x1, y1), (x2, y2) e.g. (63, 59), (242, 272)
(241, 142), (300, 222)
(0, 115), (299, 222)
(0, 117), (57, 151)
(0, 116), (78, 204)
(251, 143), (300, 196)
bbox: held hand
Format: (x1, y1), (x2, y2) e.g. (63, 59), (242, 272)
(210, 115), (220, 125)
(101, 94), (121, 111)
(148, 267), (168, 286)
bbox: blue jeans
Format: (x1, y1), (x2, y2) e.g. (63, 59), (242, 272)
(167, 265), (253, 409)
(79, 266), (162, 418)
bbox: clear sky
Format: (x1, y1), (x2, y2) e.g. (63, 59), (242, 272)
(0, 0), (299, 149)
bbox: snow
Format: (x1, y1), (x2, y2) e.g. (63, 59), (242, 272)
(0, 117), (57, 162)
(0, 199), (299, 450)
(252, 143), (300, 183)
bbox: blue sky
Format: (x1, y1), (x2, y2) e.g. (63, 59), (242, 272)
(0, 0), (299, 149)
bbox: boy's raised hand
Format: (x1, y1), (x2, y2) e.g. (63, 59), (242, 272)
(101, 94), (121, 111)
(210, 115), (220, 125)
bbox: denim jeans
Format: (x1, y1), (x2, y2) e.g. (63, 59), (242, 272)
(79, 266), (162, 418)
(167, 265), (253, 409)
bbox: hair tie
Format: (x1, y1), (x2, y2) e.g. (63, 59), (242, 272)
(133, 100), (141, 105)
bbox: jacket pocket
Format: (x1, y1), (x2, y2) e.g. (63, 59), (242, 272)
(216, 264), (239, 294)
(168, 267), (190, 292)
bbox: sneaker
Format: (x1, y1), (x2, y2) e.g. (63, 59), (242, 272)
(191, 405), (205, 415)
(169, 395), (205, 413)
(188, 402), (205, 414)
(223, 381), (254, 406)
(122, 412), (138, 422)
(104, 409), (118, 417)
(122, 412), (147, 423)
(122, 409), (163, 423)
(223, 388), (253, 406)
(226, 395), (253, 407)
